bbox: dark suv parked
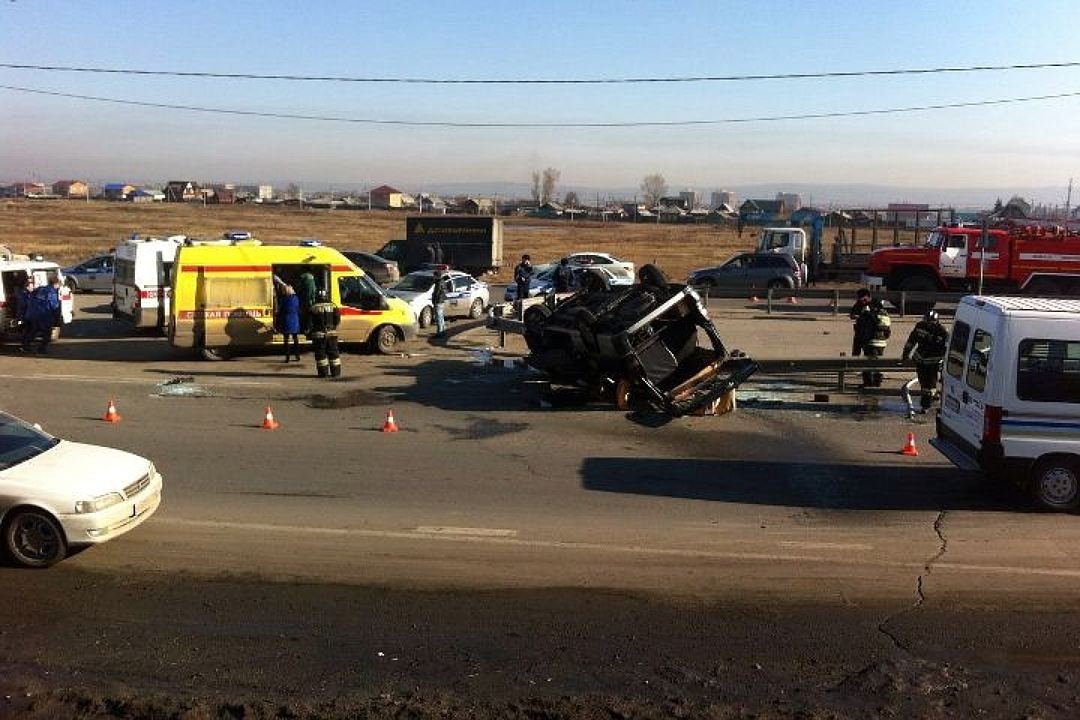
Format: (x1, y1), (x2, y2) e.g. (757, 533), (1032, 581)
(341, 251), (401, 286)
(687, 252), (801, 291)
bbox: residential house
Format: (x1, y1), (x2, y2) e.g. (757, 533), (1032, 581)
(459, 197), (495, 215)
(417, 193), (448, 214)
(3, 182), (47, 198)
(129, 188), (163, 203)
(165, 181), (201, 202)
(657, 202), (687, 223)
(790, 207), (823, 226)
(739, 199), (785, 224)
(207, 186), (236, 204)
(621, 203), (654, 222)
(52, 180), (89, 198)
(103, 183), (135, 201)
(536, 201), (565, 218)
(369, 184), (406, 209)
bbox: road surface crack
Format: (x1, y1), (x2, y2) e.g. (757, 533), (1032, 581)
(875, 510), (949, 654)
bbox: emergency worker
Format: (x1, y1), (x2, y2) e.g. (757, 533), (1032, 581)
(855, 297), (891, 387)
(431, 268), (448, 338)
(902, 309), (949, 411)
(308, 289), (342, 378)
(848, 288), (872, 355)
(553, 257), (574, 293)
(22, 279), (60, 353)
(513, 254), (533, 306)
(297, 271), (317, 333)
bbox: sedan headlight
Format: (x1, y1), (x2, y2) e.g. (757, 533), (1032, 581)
(75, 493), (125, 514)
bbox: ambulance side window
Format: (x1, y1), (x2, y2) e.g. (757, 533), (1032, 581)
(965, 329), (992, 392)
(946, 321), (971, 379)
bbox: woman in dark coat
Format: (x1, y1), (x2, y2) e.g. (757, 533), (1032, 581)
(278, 285), (302, 362)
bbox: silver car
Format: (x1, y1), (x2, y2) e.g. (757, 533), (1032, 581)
(63, 253), (114, 293)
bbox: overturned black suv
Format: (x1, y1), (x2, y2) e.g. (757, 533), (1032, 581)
(522, 265), (758, 416)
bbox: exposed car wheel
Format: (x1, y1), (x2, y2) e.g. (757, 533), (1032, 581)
(468, 298), (485, 319)
(418, 306), (433, 328)
(1030, 456), (1080, 512)
(200, 345), (229, 361)
(372, 324), (399, 354)
(4, 509), (67, 568)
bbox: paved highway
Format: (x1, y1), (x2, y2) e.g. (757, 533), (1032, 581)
(1, 300), (1078, 718)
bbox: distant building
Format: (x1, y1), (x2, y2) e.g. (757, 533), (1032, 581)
(103, 183), (135, 201)
(711, 190), (736, 210)
(678, 190), (700, 210)
(459, 197), (495, 215)
(52, 180), (89, 198)
(206, 185), (236, 204)
(369, 184), (406, 209)
(130, 188), (164, 203)
(3, 182), (47, 198)
(165, 181), (201, 202)
(739, 199), (785, 223)
(775, 192), (802, 213)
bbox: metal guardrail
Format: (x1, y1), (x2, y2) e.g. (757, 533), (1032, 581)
(696, 287), (969, 317)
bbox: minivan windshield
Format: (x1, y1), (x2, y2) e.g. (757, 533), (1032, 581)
(0, 412), (60, 470)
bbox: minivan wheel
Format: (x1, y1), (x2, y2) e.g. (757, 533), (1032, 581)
(4, 509), (67, 568)
(1030, 456), (1080, 512)
(372, 325), (399, 354)
(418, 306), (433, 328)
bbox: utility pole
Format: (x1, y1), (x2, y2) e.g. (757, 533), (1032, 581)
(1065, 178), (1073, 221)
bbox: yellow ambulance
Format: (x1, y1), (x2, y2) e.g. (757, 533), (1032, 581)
(168, 242), (417, 359)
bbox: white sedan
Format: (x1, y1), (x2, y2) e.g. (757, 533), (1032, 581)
(0, 411), (163, 568)
(564, 252), (636, 283)
(387, 270), (490, 328)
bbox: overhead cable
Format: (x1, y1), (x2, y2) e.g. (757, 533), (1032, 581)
(2, 84), (1079, 127)
(1, 60), (1079, 84)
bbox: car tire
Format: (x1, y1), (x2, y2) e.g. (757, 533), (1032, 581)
(418, 306), (433, 328)
(371, 324), (399, 354)
(1030, 455), (1080, 512)
(614, 378), (632, 410)
(468, 298), (485, 319)
(200, 345), (229, 361)
(4, 509), (67, 568)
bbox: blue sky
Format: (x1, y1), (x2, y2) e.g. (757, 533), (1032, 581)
(3, 1), (1080, 202)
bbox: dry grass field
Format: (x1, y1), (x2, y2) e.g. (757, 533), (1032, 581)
(0, 200), (753, 281)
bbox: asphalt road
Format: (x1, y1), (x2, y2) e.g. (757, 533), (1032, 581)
(1, 298), (1078, 718)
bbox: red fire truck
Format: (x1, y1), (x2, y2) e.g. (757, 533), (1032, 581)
(862, 224), (1080, 296)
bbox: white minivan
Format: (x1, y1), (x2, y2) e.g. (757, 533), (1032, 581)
(113, 235), (184, 331)
(931, 296), (1080, 511)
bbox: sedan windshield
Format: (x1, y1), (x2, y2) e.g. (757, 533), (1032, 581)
(392, 274), (434, 292)
(0, 413), (59, 470)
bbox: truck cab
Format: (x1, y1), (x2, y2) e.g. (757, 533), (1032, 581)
(756, 228), (808, 284)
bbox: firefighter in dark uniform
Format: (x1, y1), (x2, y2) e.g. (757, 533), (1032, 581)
(902, 308), (949, 412)
(309, 289), (342, 378)
(855, 296), (891, 387)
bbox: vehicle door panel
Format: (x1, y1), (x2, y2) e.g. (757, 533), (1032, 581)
(940, 233), (968, 278)
(941, 320), (974, 442)
(337, 274), (386, 342)
(715, 257), (749, 288)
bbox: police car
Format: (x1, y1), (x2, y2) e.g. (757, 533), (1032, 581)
(387, 269), (489, 328)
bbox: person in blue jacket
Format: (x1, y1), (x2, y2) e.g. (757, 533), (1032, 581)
(21, 278), (60, 353)
(277, 284), (302, 362)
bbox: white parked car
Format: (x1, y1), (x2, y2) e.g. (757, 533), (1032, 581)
(0, 411), (163, 567)
(387, 270), (489, 328)
(564, 252), (636, 283)
(503, 263), (633, 302)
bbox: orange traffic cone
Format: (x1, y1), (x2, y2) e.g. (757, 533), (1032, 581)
(900, 432), (919, 456)
(261, 406), (280, 430)
(382, 409), (399, 433)
(103, 399), (121, 423)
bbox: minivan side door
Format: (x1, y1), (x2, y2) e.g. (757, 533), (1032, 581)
(941, 317), (994, 449)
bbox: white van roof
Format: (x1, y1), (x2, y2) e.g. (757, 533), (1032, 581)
(0, 259), (60, 272)
(962, 295), (1080, 316)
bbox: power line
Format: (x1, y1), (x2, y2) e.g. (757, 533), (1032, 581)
(1, 60), (1079, 85)
(3, 84), (1079, 127)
